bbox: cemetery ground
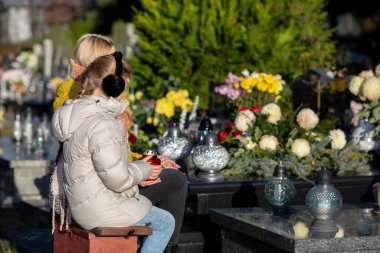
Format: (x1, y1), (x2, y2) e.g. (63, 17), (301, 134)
(0, 202), (51, 253)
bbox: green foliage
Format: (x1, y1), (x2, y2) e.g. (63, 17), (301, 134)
(131, 0), (335, 108)
(50, 25), (75, 58)
(129, 129), (153, 153)
(224, 137), (370, 179)
(361, 100), (380, 132)
(0, 240), (18, 253)
(69, 11), (97, 43)
(111, 19), (127, 50)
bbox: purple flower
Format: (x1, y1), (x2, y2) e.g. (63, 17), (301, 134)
(215, 85), (229, 95)
(225, 72), (240, 86)
(227, 88), (240, 100)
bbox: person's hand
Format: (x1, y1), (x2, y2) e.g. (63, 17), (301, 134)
(158, 155), (181, 169)
(141, 154), (163, 179)
(139, 178), (162, 187)
(150, 164), (163, 178)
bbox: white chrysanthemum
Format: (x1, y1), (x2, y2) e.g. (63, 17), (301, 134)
(376, 63), (380, 78)
(359, 69), (374, 79)
(296, 108), (319, 130)
(291, 139), (310, 158)
(348, 76), (364, 96)
(362, 77), (380, 101)
(259, 135), (278, 151)
(234, 110), (256, 131)
(246, 139), (257, 150)
(261, 103), (282, 124)
(329, 129), (347, 150)
(241, 69), (250, 77)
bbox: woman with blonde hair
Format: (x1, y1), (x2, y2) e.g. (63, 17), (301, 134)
(52, 52), (175, 252)
(53, 33), (116, 111)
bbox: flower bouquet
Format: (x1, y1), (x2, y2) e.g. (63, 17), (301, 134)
(152, 89), (194, 134)
(124, 87), (195, 137)
(215, 70), (285, 108)
(221, 103), (370, 179)
(348, 64), (380, 131)
(124, 89), (156, 128)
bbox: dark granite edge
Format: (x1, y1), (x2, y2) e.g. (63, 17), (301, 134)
(210, 209), (294, 252)
(188, 175), (378, 194)
(295, 236), (380, 252)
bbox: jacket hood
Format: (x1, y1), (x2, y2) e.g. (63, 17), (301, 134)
(52, 95), (127, 142)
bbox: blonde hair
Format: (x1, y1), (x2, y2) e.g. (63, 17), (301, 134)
(80, 54), (132, 96)
(73, 34), (116, 67)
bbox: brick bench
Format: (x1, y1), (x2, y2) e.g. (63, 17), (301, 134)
(53, 224), (152, 253)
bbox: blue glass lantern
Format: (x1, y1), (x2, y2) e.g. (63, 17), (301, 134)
(306, 168), (343, 238)
(265, 162), (295, 216)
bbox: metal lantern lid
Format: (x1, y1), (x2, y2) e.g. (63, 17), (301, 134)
(273, 162), (288, 178)
(204, 133), (219, 147)
(316, 168), (333, 185)
(167, 125), (183, 138)
(142, 149), (157, 156)
(198, 116), (214, 131)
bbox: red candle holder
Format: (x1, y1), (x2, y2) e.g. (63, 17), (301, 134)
(139, 150), (161, 181)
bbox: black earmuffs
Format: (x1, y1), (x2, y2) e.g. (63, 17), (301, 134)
(101, 51), (125, 98)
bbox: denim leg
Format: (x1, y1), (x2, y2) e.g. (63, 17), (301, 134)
(136, 206), (175, 253)
(139, 169), (188, 245)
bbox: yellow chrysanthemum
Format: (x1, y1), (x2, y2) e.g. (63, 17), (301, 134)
(180, 99), (193, 111)
(135, 91), (143, 100)
(155, 98), (167, 114)
(0, 109), (4, 123)
(146, 116), (153, 124)
(256, 81), (268, 92)
(240, 77), (253, 90)
(128, 94), (135, 102)
(156, 98), (175, 118)
(166, 91), (177, 102)
(153, 117), (159, 126)
(267, 80), (281, 94)
(177, 89), (189, 99)
(233, 82), (240, 88)
(123, 94), (131, 105)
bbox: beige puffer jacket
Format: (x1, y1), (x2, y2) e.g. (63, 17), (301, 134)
(51, 95), (152, 230)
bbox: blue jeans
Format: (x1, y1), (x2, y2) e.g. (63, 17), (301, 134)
(136, 206), (175, 253)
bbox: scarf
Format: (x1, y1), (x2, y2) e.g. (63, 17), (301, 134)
(50, 152), (71, 233)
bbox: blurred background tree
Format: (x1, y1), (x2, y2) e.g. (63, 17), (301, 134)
(130, 0), (335, 108)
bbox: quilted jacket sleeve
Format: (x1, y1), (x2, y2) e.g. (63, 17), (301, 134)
(88, 117), (152, 193)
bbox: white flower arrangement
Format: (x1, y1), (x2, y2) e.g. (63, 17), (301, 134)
(222, 102), (370, 179)
(329, 129), (347, 150)
(235, 110), (256, 131)
(348, 63), (380, 132)
(296, 108), (319, 130)
(349, 76), (364, 96)
(259, 135), (278, 151)
(261, 103), (281, 124)
(362, 77), (380, 101)
(291, 139), (311, 158)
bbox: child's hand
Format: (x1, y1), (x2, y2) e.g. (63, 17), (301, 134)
(150, 164), (163, 178)
(158, 155), (181, 169)
(140, 178), (162, 187)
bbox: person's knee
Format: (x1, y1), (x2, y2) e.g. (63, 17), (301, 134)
(160, 209), (175, 232)
(175, 170), (188, 188)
